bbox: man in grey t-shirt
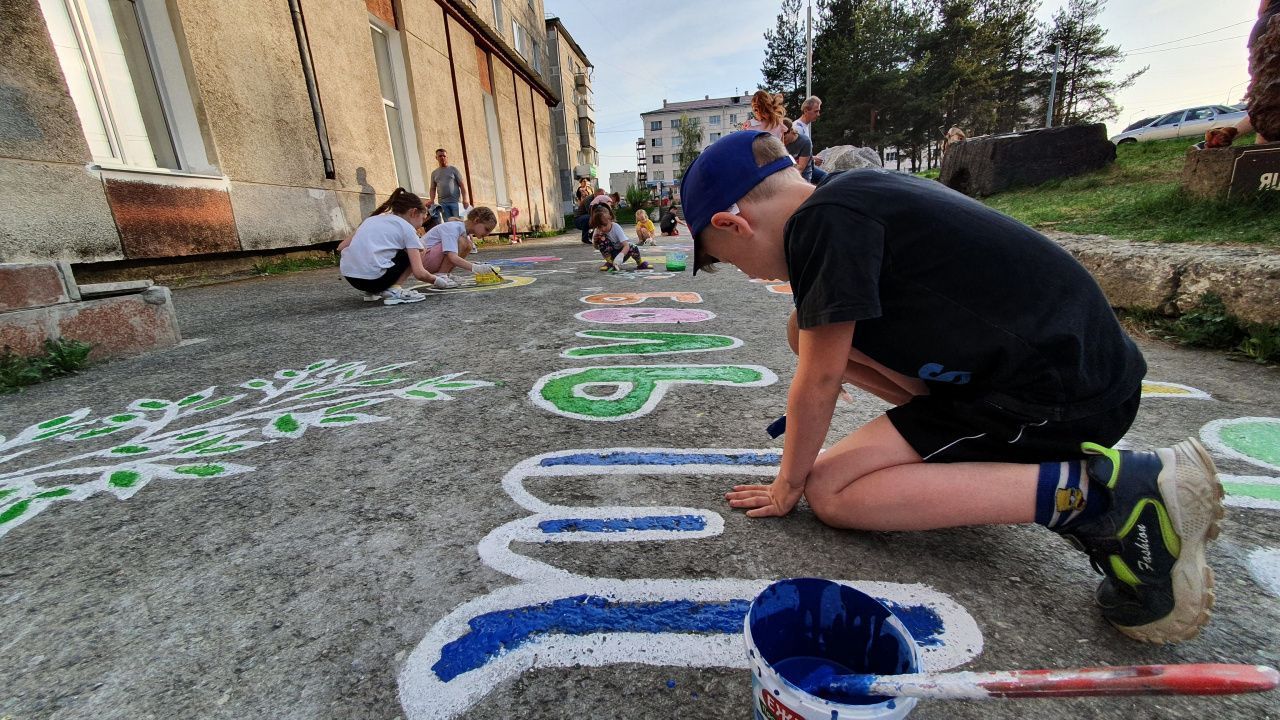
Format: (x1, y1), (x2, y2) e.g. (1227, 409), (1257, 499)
(429, 148), (468, 219)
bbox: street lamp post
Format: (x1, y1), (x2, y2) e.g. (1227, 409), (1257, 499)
(1045, 43), (1061, 128)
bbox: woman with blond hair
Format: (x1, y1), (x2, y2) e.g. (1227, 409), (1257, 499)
(741, 89), (787, 138)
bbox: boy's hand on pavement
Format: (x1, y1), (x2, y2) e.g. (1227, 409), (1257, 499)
(724, 480), (805, 518)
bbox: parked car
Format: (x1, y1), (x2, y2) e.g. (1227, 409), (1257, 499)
(1122, 115), (1160, 132)
(1110, 105), (1246, 144)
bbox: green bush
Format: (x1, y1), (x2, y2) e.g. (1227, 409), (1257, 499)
(1132, 293), (1280, 365)
(1, 338), (94, 394)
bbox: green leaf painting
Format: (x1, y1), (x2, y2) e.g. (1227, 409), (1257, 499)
(0, 360), (493, 540)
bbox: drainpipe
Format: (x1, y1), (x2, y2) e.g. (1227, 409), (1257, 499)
(288, 0), (336, 179)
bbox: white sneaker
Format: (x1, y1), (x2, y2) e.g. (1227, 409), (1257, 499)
(433, 275), (461, 290)
(382, 288), (425, 305)
(361, 293), (381, 302)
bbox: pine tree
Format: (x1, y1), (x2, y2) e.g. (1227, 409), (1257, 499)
(1038, 0), (1145, 126)
(761, 0), (808, 116)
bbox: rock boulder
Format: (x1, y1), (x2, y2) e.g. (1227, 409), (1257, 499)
(939, 124), (1116, 197)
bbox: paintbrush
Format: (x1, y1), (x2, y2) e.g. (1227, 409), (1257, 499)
(799, 663), (1280, 702)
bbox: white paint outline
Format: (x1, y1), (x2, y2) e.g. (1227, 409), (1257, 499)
(396, 448), (984, 720)
(578, 291), (703, 306)
(1140, 381), (1213, 400)
(528, 364), (779, 422)
(1201, 417), (1280, 473)
(571, 382), (634, 402)
(1247, 547), (1280, 598)
(574, 308), (717, 324)
(1221, 474), (1280, 510)
(561, 330), (744, 359)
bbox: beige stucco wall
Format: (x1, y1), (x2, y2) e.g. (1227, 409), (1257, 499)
(0, 0), (123, 263)
(2, 0), (564, 266)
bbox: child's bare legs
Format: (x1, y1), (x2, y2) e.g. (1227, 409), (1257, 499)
(802, 416), (1038, 531)
(783, 308), (1038, 531)
(438, 238), (474, 274)
(637, 228), (653, 245)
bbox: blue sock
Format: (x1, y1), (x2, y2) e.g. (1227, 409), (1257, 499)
(1034, 461), (1105, 529)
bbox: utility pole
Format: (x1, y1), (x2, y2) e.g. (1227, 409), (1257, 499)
(805, 0), (813, 99)
(1045, 43), (1060, 128)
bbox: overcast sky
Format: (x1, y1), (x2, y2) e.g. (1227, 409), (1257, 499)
(544, 0), (1261, 191)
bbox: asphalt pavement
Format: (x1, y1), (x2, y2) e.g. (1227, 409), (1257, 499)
(2, 233), (1279, 719)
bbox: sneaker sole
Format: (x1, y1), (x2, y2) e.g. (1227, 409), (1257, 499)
(383, 296), (426, 305)
(1114, 437), (1224, 644)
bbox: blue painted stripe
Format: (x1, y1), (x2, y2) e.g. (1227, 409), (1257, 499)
(538, 451), (781, 468)
(431, 595), (947, 682)
(539, 515), (708, 533)
(1065, 458), (1081, 491)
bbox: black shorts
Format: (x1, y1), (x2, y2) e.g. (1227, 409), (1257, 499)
(344, 250), (410, 293)
(887, 388), (1141, 464)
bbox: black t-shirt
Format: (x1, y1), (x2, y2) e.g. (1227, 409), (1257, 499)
(785, 133), (814, 181)
(660, 211), (678, 232)
(785, 169), (1146, 421)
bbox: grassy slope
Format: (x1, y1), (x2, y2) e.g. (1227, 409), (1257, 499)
(980, 135), (1280, 246)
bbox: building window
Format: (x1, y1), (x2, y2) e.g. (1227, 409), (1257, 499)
(38, 0), (213, 172)
(649, 120), (661, 131)
(371, 20), (423, 191)
(669, 118), (681, 129)
(476, 46), (510, 205)
(709, 132), (720, 141)
(729, 113), (738, 125)
(708, 115), (720, 125)
(491, 0), (502, 32)
(651, 138), (661, 147)
(513, 21), (528, 60)
(672, 136), (682, 147)
(651, 154), (663, 165)
(655, 170), (665, 181)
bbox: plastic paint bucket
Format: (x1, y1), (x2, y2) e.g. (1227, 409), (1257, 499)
(745, 578), (921, 720)
(665, 252), (687, 272)
(474, 267), (503, 285)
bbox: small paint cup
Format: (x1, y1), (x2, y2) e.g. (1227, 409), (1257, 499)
(665, 252), (687, 272)
(745, 578), (921, 720)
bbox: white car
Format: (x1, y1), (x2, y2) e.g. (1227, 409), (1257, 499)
(1110, 105), (1247, 144)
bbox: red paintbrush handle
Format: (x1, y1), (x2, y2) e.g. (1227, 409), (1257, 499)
(978, 664), (1280, 698)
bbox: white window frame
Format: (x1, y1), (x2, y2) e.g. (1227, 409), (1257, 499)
(650, 138), (661, 147)
(649, 120), (661, 131)
(38, 0), (215, 175)
(708, 132), (720, 142)
(708, 115), (720, 125)
(369, 16), (425, 192)
(651, 154), (663, 165)
(672, 136), (682, 147)
(491, 0), (503, 33)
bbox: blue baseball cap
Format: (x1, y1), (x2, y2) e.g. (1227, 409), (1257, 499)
(679, 130), (796, 274)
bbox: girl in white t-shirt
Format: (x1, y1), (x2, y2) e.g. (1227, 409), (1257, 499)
(337, 188), (457, 305)
(421, 206), (499, 279)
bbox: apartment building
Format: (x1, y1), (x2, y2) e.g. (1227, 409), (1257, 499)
(638, 93), (752, 187)
(544, 16), (597, 215)
(2, 0), (568, 271)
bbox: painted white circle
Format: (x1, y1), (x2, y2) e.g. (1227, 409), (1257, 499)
(1201, 417), (1280, 473)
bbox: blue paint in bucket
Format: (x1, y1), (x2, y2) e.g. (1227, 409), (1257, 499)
(745, 578), (920, 719)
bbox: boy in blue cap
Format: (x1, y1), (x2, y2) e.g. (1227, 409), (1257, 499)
(681, 130), (1223, 644)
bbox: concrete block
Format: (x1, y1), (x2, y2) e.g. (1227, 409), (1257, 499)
(0, 263), (71, 311)
(78, 280), (154, 299)
(0, 158), (123, 263)
(54, 288), (181, 361)
(940, 124), (1116, 197)
(0, 307), (52, 356)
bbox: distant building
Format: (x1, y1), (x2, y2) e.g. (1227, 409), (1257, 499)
(609, 171), (638, 194)
(640, 94), (752, 188)
(545, 16), (598, 214)
(3, 0), (568, 271)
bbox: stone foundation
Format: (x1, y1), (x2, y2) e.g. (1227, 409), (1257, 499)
(0, 262), (181, 361)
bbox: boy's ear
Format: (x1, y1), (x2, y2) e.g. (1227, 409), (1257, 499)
(709, 211), (751, 238)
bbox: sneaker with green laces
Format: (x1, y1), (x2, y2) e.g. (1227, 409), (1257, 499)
(1058, 438), (1224, 643)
